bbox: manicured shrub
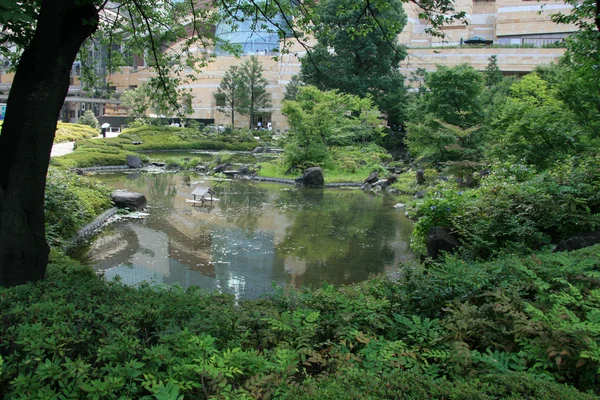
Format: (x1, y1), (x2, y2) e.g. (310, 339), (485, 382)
(54, 122), (98, 143)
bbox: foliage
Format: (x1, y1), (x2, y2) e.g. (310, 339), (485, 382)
(2, 246), (600, 397)
(282, 86), (382, 171)
(120, 85), (152, 119)
(44, 169), (112, 246)
(422, 64), (485, 128)
(283, 75), (305, 101)
(299, 0), (408, 124)
(410, 157), (600, 259)
(405, 118), (483, 165)
(487, 73), (583, 169)
(76, 110), (99, 131)
(54, 123), (98, 143)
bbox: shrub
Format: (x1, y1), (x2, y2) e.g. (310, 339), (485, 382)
(54, 122), (98, 143)
(76, 109), (100, 130)
(411, 157), (600, 259)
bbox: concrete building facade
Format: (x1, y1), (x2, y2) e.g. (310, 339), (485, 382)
(0, 0), (577, 129)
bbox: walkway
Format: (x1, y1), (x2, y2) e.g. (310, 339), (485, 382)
(50, 130), (121, 158)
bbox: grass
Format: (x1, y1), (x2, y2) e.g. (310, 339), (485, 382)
(0, 121), (98, 143)
(51, 125), (260, 168)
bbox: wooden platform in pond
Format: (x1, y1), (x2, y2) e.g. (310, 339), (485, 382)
(189, 187), (218, 204)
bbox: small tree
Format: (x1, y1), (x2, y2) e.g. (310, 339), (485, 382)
(424, 64), (484, 127)
(237, 56), (272, 129)
(77, 109), (99, 130)
(214, 65), (241, 127)
(484, 55), (503, 88)
(121, 85), (151, 119)
(282, 86), (382, 170)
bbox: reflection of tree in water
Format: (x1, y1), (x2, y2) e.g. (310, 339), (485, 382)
(128, 173), (179, 212)
(276, 189), (398, 287)
(213, 181), (270, 234)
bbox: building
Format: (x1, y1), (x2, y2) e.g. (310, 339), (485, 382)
(0, 0), (578, 130)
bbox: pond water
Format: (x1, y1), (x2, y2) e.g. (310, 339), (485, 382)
(72, 172), (414, 299)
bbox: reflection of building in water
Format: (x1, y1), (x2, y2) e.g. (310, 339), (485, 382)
(283, 256), (307, 287)
(211, 227), (285, 300)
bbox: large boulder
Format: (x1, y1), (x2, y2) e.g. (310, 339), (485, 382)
(126, 155), (143, 169)
(554, 231), (600, 252)
(238, 165), (250, 175)
(297, 167), (324, 188)
(213, 163), (230, 174)
(251, 146), (271, 154)
(364, 171), (379, 184)
(426, 227), (460, 260)
(416, 169), (426, 185)
(112, 191), (147, 211)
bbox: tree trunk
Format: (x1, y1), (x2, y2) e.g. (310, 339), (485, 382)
(0, 0), (98, 287)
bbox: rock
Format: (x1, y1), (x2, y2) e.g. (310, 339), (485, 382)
(251, 146), (270, 154)
(132, 141), (143, 145)
(151, 162), (166, 167)
(387, 175), (398, 185)
(195, 164), (208, 173)
(213, 163), (230, 174)
(238, 165), (250, 175)
(387, 188), (401, 195)
(414, 190), (427, 199)
(427, 227), (460, 260)
(374, 179), (388, 188)
(361, 182), (372, 191)
(297, 167), (324, 188)
(126, 155), (143, 169)
(480, 169), (490, 178)
(364, 171), (379, 184)
(554, 231), (600, 252)
(416, 169), (426, 185)
(393, 203), (406, 209)
(112, 191), (147, 211)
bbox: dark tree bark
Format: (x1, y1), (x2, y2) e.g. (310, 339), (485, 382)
(0, 0), (98, 287)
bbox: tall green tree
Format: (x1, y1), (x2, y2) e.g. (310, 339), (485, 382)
(424, 64), (485, 128)
(214, 65), (241, 127)
(484, 55), (503, 88)
(487, 73), (581, 168)
(237, 56), (272, 129)
(299, 0), (408, 125)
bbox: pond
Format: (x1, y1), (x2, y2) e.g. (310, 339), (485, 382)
(72, 172), (414, 299)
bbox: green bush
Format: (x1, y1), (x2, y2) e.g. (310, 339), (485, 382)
(411, 157), (600, 259)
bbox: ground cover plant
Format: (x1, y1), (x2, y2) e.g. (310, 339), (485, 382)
(1, 246), (599, 398)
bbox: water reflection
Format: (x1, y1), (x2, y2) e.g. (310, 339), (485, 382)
(73, 172), (413, 299)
